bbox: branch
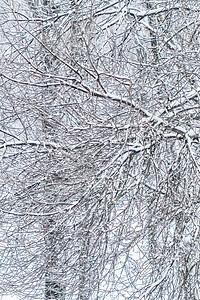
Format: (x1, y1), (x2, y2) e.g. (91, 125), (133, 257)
(0, 73), (189, 138)
(1, 208), (59, 217)
(0, 140), (68, 151)
(185, 134), (200, 173)
(0, 129), (21, 141)
(139, 264), (172, 300)
(129, 5), (186, 19)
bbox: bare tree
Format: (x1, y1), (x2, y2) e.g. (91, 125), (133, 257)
(0, 0), (200, 299)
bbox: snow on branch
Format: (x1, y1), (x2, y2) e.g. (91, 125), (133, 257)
(0, 140), (68, 151)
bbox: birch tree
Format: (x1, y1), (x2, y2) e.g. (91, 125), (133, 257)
(0, 0), (200, 299)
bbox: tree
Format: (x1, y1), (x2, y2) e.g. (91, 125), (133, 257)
(0, 0), (200, 299)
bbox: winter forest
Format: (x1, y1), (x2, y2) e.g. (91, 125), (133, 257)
(0, 0), (200, 299)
